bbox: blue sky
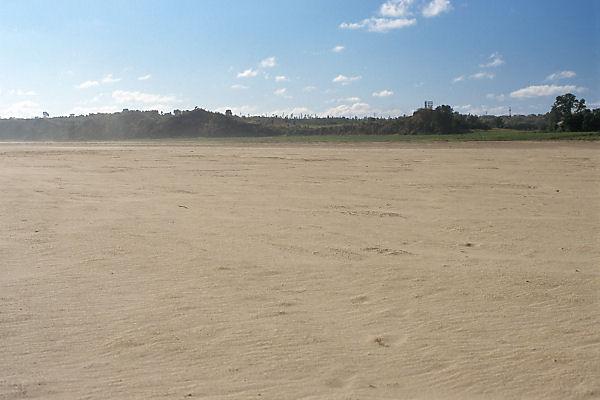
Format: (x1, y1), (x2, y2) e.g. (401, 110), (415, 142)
(0, 0), (598, 118)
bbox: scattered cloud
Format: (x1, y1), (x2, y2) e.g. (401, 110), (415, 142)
(341, 0), (450, 32)
(471, 72), (495, 80)
(453, 72), (494, 83)
(332, 45), (346, 53)
(588, 101), (600, 109)
(6, 89), (37, 96)
(237, 68), (259, 78)
(273, 88), (292, 99)
(215, 105), (258, 116)
(456, 104), (509, 116)
(231, 84), (249, 90)
(269, 107), (313, 116)
(325, 102), (372, 117)
(275, 75), (289, 82)
(260, 57), (277, 68)
(327, 97), (362, 104)
(236, 56), (278, 79)
(340, 17), (416, 33)
(69, 105), (121, 115)
(303, 86), (317, 92)
(0, 100), (42, 118)
(89, 93), (106, 103)
(486, 93), (506, 101)
(237, 57), (277, 79)
(510, 84), (585, 98)
(380, 0), (415, 17)
(112, 90), (178, 104)
(454, 52), (502, 83)
(480, 52), (505, 68)
(546, 70), (576, 81)
(138, 74), (152, 81)
(373, 89), (394, 98)
(422, 0), (452, 17)
(332, 74), (362, 85)
(76, 80), (100, 89)
(101, 74), (121, 84)
(76, 73), (121, 89)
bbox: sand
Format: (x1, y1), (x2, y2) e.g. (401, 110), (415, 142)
(1, 141), (599, 400)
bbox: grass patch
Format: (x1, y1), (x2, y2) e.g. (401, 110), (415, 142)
(192, 129), (600, 143)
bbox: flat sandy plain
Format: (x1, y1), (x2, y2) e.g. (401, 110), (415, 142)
(1, 141), (599, 400)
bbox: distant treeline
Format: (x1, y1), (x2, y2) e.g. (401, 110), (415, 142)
(0, 94), (597, 140)
(0, 108), (276, 140)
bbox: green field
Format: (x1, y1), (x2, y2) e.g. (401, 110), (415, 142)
(202, 129), (600, 143)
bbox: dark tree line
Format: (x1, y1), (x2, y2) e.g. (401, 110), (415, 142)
(0, 95), (598, 140)
(548, 94), (600, 132)
(0, 108), (277, 140)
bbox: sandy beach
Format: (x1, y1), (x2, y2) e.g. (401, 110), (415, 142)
(1, 141), (599, 400)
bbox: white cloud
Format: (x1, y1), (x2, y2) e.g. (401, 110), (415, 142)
(303, 86), (317, 92)
(340, 17), (416, 33)
(546, 70), (577, 81)
(0, 100), (42, 118)
(231, 84), (249, 90)
(341, 97), (362, 103)
(260, 57), (277, 68)
(76, 80), (100, 89)
(380, 0), (415, 17)
(237, 68), (259, 78)
(480, 52), (505, 68)
(510, 84), (585, 99)
(101, 74), (121, 84)
(269, 107), (313, 116)
(373, 89), (394, 98)
(327, 97), (362, 104)
(275, 75), (289, 82)
(486, 93), (506, 102)
(69, 105), (121, 115)
(112, 90), (177, 104)
(341, 0), (449, 33)
(332, 74), (362, 85)
(138, 74), (152, 81)
(7, 89), (37, 96)
(325, 102), (372, 117)
(453, 72), (494, 83)
(78, 92), (106, 105)
(339, 21), (364, 30)
(332, 45), (346, 53)
(422, 0), (452, 17)
(456, 104), (509, 116)
(588, 101), (600, 109)
(470, 72), (495, 80)
(76, 73), (121, 89)
(274, 88), (290, 98)
(215, 105), (258, 116)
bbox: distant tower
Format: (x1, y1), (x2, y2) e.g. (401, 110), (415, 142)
(509, 107), (512, 118)
(225, 109), (233, 117)
(424, 101), (433, 110)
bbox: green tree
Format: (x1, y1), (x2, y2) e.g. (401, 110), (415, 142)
(549, 93), (588, 131)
